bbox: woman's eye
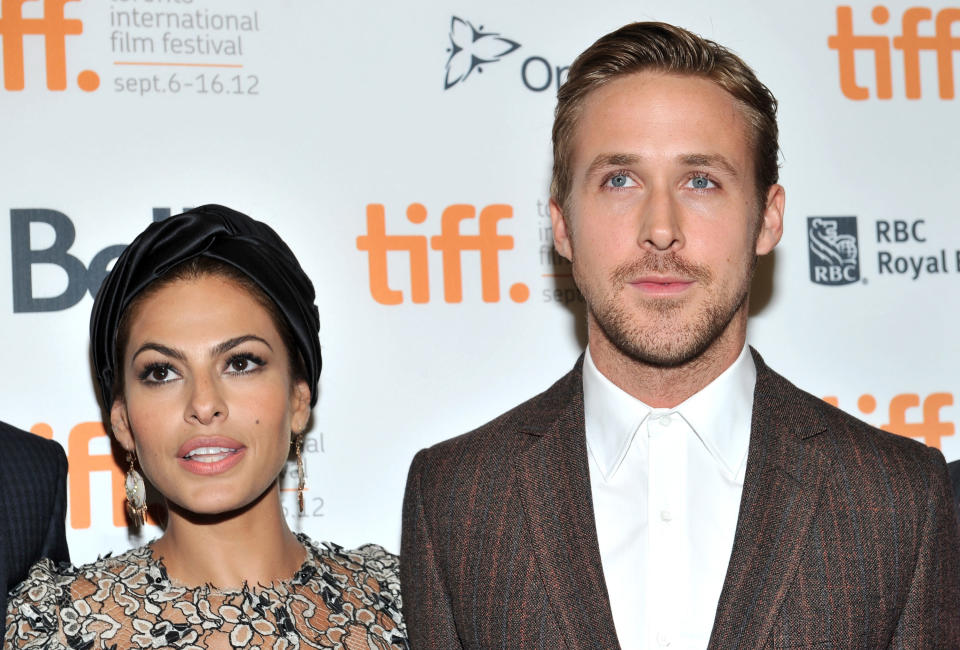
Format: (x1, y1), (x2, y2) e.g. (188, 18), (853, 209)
(688, 175), (715, 190)
(230, 358), (250, 373)
(140, 364), (180, 384)
(225, 354), (264, 375)
(606, 173), (635, 189)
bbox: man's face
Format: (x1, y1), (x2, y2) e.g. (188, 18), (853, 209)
(550, 71), (784, 367)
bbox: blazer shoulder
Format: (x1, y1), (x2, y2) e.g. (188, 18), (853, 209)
(0, 421), (67, 472)
(418, 361), (581, 465)
(755, 353), (943, 477)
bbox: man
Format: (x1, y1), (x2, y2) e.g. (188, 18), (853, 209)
(0, 421), (69, 619)
(400, 21), (960, 649)
(950, 460), (960, 519)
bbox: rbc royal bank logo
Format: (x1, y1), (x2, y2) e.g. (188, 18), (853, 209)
(808, 216), (861, 285)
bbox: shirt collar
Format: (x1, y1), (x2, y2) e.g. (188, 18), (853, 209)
(678, 345), (756, 480)
(582, 345), (756, 482)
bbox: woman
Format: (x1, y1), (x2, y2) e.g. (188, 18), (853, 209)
(5, 205), (408, 649)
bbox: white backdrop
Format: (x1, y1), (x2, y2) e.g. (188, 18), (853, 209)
(1, 0), (958, 564)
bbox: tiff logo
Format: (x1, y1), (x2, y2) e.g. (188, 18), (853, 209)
(828, 5), (960, 99)
(356, 203), (530, 305)
(0, 0), (99, 91)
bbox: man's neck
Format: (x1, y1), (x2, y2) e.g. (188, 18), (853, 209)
(587, 313), (748, 409)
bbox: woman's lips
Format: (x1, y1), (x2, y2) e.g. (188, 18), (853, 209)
(176, 437), (246, 475)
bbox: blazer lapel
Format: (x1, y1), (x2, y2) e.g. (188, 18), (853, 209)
(0, 488), (9, 617)
(514, 359), (621, 650)
(708, 351), (831, 649)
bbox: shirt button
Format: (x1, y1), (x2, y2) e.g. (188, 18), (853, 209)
(657, 632), (671, 646)
(658, 414), (673, 426)
(659, 509), (673, 522)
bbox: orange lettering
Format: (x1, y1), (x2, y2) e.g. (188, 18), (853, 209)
(356, 204), (429, 304)
(0, 0), (83, 91)
(29, 422), (54, 440)
(67, 422), (125, 528)
(430, 204), (514, 302)
(892, 8), (960, 100)
(358, 203), (522, 304)
(934, 9), (960, 98)
(828, 6), (893, 100)
(831, 5), (960, 100)
(881, 392), (954, 448)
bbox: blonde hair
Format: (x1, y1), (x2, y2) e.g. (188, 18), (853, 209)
(551, 22), (779, 211)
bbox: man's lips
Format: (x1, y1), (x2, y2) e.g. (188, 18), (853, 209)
(176, 437), (246, 475)
(629, 276), (695, 295)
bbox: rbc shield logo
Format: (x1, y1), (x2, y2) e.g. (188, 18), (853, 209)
(808, 216), (860, 285)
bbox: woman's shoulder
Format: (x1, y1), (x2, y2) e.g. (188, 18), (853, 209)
(297, 535), (407, 646)
(300, 534), (400, 586)
(5, 545), (161, 648)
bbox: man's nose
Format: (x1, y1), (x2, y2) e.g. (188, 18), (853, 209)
(637, 187), (684, 252)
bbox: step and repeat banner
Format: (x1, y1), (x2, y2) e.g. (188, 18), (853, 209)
(1, 0), (958, 564)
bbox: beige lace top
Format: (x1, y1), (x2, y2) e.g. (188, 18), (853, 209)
(5, 534), (408, 649)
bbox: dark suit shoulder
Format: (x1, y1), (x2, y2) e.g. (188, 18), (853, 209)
(0, 421), (67, 472)
(756, 355), (945, 495)
(419, 362), (580, 466)
(0, 420), (71, 589)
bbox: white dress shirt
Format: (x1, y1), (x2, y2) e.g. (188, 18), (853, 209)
(583, 344), (756, 650)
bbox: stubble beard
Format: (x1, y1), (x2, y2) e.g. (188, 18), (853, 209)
(578, 252), (755, 369)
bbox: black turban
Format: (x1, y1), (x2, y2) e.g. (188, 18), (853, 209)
(90, 204), (321, 409)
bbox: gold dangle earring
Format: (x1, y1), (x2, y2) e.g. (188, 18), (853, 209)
(294, 432), (306, 514)
(125, 450), (148, 527)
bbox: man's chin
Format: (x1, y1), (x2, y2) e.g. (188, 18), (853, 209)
(616, 335), (714, 368)
(590, 303), (732, 369)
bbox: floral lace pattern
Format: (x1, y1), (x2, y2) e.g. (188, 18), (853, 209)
(5, 534), (408, 649)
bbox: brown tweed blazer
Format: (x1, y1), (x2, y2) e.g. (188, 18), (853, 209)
(400, 350), (960, 649)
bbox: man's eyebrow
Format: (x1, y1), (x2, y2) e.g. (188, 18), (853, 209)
(680, 153), (739, 178)
(584, 152), (739, 179)
(585, 153), (642, 177)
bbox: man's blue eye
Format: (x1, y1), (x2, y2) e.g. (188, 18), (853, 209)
(691, 176), (710, 189)
(610, 174), (628, 187)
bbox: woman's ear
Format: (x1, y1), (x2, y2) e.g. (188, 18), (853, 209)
(110, 399), (135, 451)
(290, 380), (311, 434)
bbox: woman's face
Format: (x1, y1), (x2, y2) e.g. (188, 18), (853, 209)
(110, 274), (311, 515)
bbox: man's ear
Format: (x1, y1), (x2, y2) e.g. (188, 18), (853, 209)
(549, 198), (574, 262)
(110, 398), (135, 451)
(755, 184), (785, 255)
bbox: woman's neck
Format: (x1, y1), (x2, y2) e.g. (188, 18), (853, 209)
(152, 483), (306, 589)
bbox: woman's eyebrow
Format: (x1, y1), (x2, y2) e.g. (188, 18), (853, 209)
(211, 335), (273, 357)
(131, 342), (185, 363)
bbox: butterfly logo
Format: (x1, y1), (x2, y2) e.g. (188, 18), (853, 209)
(444, 17), (521, 90)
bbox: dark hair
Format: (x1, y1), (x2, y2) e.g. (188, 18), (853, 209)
(90, 205), (322, 410)
(112, 256), (308, 401)
(551, 21), (779, 211)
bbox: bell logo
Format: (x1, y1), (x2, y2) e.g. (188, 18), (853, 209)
(828, 5), (960, 100)
(0, 0), (99, 91)
(356, 203), (530, 305)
